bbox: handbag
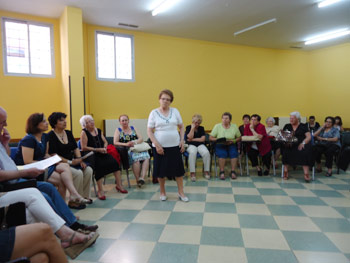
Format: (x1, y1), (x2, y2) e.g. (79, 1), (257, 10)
(0, 202), (26, 230)
(130, 142), (151, 152)
(275, 130), (298, 147)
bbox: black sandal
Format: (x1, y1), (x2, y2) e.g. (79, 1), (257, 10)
(219, 171), (225, 180)
(231, 171), (237, 179)
(325, 172), (332, 177)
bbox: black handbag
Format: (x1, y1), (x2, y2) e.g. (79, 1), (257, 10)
(0, 202), (26, 230)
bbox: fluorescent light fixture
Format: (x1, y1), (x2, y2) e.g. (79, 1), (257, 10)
(234, 18), (277, 36)
(152, 0), (181, 16)
(304, 28), (350, 45)
(318, 0), (342, 8)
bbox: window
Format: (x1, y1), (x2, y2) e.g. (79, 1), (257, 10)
(96, 31), (134, 81)
(2, 18), (54, 77)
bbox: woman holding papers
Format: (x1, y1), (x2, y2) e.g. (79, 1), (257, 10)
(209, 112), (241, 180)
(14, 113), (90, 208)
(48, 112), (93, 203)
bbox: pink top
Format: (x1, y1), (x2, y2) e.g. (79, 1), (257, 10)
(244, 123), (271, 156)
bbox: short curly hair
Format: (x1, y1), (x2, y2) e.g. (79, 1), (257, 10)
(48, 112), (67, 128)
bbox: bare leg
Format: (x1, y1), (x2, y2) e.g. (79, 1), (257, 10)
(283, 164), (289, 179)
(176, 176), (185, 197)
(218, 158), (226, 172)
(96, 178), (104, 198)
(303, 166), (310, 181)
(52, 163), (82, 200)
(11, 223), (67, 263)
(30, 253), (49, 263)
(158, 178), (166, 196)
(230, 158), (237, 171)
(140, 159), (149, 180)
(114, 170), (125, 190)
(48, 171), (66, 200)
(132, 161), (141, 182)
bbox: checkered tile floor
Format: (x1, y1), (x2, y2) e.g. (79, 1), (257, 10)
(70, 162), (350, 263)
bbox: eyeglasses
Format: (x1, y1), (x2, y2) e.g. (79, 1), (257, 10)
(160, 97), (171, 101)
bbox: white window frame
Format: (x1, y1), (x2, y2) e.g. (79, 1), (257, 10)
(95, 30), (135, 82)
(1, 17), (55, 78)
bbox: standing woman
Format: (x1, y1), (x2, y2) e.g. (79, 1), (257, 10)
(282, 111), (313, 182)
(114, 114), (150, 187)
(147, 89), (188, 202)
(80, 115), (126, 200)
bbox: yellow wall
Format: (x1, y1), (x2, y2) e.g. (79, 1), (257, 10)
(0, 10), (64, 138)
(1, 9), (349, 140)
(85, 24), (311, 130)
(308, 43), (350, 126)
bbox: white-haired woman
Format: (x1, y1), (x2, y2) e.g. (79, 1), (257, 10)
(185, 114), (211, 181)
(79, 115), (126, 200)
(282, 112), (313, 182)
(266, 117), (281, 166)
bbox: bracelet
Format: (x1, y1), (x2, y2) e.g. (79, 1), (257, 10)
(67, 160), (72, 165)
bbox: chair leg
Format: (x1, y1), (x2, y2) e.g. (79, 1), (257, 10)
(312, 166), (315, 181)
(272, 151), (276, 176)
(281, 164), (284, 178)
(214, 153), (218, 179)
(245, 152), (249, 176)
(238, 154), (243, 176)
(126, 169), (131, 188)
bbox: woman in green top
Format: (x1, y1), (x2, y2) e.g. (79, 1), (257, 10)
(209, 112), (241, 180)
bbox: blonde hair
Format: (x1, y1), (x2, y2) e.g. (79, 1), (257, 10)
(79, 115), (93, 128)
(192, 114), (203, 123)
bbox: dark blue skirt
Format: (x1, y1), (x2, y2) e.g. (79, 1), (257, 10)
(0, 227), (16, 262)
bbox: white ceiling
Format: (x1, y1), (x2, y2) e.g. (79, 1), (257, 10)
(1, 0), (350, 50)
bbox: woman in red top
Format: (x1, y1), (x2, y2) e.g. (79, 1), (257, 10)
(244, 114), (272, 176)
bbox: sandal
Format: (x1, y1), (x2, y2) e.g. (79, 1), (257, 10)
(325, 172), (332, 177)
(304, 174), (311, 183)
(283, 170), (289, 180)
(219, 171), (225, 180)
(63, 232), (99, 259)
(231, 171), (237, 180)
(68, 200), (86, 210)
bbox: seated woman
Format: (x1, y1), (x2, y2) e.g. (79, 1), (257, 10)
(334, 116), (344, 132)
(307, 115), (320, 134)
(185, 114), (211, 181)
(13, 113), (89, 208)
(313, 116), (341, 177)
(282, 111), (313, 182)
(80, 115), (126, 200)
(244, 114), (272, 176)
(266, 117), (281, 166)
(113, 114), (150, 187)
(0, 188), (98, 260)
(48, 112), (93, 203)
(209, 112), (241, 180)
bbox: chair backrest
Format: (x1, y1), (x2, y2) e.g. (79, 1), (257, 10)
(10, 147), (17, 161)
(77, 140), (81, 149)
(341, 132), (350, 147)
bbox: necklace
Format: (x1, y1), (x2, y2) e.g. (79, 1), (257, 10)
(54, 130), (67, 144)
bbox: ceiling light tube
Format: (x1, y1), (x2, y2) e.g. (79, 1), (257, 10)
(234, 18), (277, 36)
(304, 28), (350, 45)
(318, 0), (342, 8)
(152, 0), (181, 16)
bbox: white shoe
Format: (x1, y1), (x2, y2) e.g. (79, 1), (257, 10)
(191, 176), (196, 182)
(178, 194), (189, 202)
(205, 174), (211, 180)
(160, 195), (167, 201)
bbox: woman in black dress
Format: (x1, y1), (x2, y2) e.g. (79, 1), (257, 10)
(80, 115), (126, 200)
(282, 111), (313, 182)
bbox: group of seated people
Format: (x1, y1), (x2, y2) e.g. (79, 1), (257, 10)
(0, 103), (347, 261)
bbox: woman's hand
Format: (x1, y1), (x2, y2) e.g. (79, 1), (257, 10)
(80, 161), (87, 170)
(179, 141), (185, 153)
(156, 144), (164, 155)
(298, 143), (305, 151)
(71, 159), (81, 166)
(127, 141), (135, 147)
(97, 148), (107, 154)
